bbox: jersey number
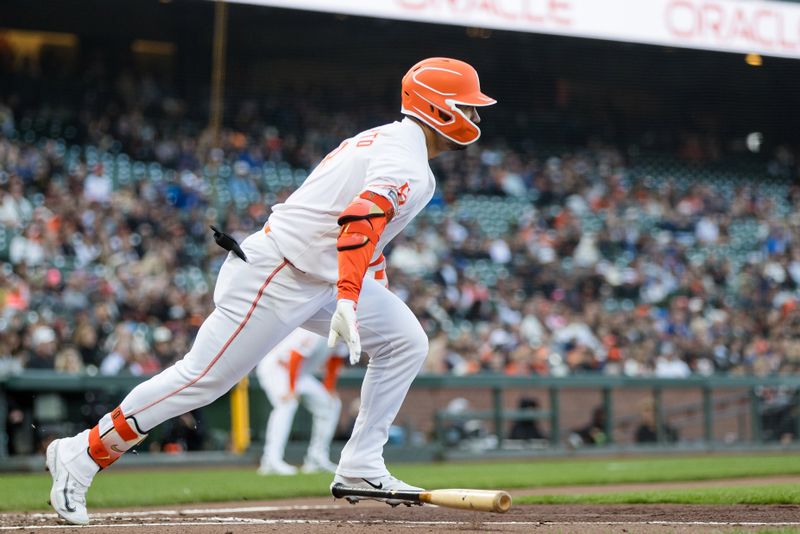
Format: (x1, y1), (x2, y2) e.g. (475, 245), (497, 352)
(319, 128), (381, 167)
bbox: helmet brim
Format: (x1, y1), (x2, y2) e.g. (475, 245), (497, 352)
(454, 91), (497, 107)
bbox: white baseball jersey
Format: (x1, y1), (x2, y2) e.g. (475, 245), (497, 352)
(268, 118), (435, 283)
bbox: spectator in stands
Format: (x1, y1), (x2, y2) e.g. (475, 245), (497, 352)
(0, 336), (23, 376)
(129, 335), (160, 375)
(552, 309), (606, 364)
(99, 330), (159, 376)
(54, 346), (84, 374)
(25, 325), (57, 369)
(634, 398), (678, 444)
(759, 386), (798, 443)
(82, 164), (113, 205)
(519, 300), (547, 348)
(509, 397), (547, 441)
(152, 326), (178, 368)
(441, 397), (487, 447)
(569, 406), (607, 447)
(9, 223), (45, 266)
(99, 329), (132, 375)
(0, 178), (32, 228)
(160, 412), (206, 453)
(71, 311), (100, 367)
(654, 342), (691, 378)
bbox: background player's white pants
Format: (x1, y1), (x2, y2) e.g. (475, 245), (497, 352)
(258, 367), (341, 467)
(262, 395), (298, 467)
(81, 229), (426, 479)
(303, 381), (342, 466)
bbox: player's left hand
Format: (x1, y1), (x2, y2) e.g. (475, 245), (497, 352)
(328, 299), (361, 365)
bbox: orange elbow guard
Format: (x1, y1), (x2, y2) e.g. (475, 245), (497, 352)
(336, 192), (394, 301)
(336, 192), (394, 251)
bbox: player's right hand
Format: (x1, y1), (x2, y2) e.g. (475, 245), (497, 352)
(328, 299), (361, 365)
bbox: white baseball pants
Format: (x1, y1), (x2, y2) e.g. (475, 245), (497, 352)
(81, 229), (427, 478)
(257, 365), (341, 467)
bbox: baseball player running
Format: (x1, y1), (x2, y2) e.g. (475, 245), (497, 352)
(46, 57), (495, 524)
(256, 328), (343, 475)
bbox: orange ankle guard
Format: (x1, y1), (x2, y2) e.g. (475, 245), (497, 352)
(88, 406), (147, 469)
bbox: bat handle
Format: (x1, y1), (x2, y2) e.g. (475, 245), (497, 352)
(330, 483), (422, 502)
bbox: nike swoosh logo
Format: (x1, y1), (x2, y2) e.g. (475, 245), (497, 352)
(362, 478), (383, 490)
(64, 473), (76, 513)
(110, 445), (125, 453)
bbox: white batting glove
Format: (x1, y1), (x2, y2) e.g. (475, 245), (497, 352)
(328, 299), (361, 365)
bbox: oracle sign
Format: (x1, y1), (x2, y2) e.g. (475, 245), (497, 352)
(664, 1), (800, 53)
(227, 0), (800, 59)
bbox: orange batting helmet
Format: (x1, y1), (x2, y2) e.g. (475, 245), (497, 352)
(401, 57), (496, 146)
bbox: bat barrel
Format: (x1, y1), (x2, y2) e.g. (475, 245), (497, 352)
(421, 489), (512, 513)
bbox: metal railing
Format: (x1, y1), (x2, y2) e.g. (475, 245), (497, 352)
(2, 371), (799, 462)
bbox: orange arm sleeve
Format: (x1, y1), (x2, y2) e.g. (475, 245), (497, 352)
(323, 356), (344, 392)
(287, 350), (303, 393)
(336, 191), (394, 303)
(368, 253), (387, 286)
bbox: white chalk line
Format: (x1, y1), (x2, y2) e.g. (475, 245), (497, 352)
(5, 519), (800, 530)
(544, 521), (800, 527)
(5, 506), (800, 530)
(0, 520), (332, 530)
(23, 504), (341, 520)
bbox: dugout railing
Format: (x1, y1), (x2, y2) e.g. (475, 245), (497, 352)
(1, 372), (799, 466)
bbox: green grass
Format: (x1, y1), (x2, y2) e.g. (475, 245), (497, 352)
(516, 483), (800, 505)
(3, 453), (799, 511)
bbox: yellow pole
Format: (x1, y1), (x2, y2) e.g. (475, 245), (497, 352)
(230, 376), (251, 454)
(209, 0), (228, 136)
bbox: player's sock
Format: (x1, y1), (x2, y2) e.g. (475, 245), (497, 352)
(55, 429), (100, 487)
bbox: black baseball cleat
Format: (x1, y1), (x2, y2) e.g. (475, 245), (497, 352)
(330, 474), (423, 506)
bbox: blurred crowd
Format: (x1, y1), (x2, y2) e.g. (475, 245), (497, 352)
(403, 147), (800, 378)
(1, 53), (800, 382)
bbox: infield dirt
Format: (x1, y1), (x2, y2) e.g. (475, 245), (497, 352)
(3, 477), (800, 533)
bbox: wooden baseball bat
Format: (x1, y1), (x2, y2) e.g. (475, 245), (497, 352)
(420, 488), (512, 513)
(331, 485), (512, 513)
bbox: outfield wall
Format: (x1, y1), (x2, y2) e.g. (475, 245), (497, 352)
(2, 372), (797, 467)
